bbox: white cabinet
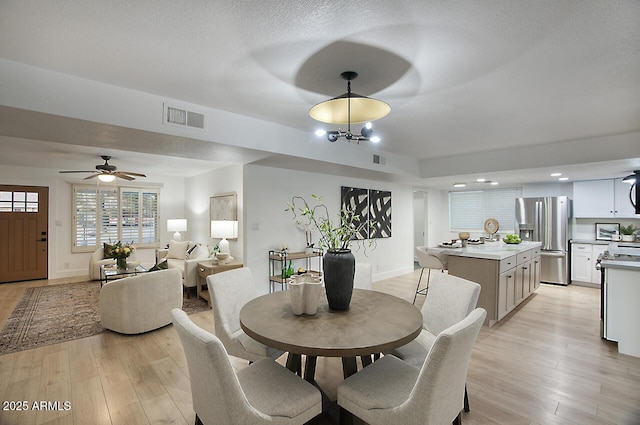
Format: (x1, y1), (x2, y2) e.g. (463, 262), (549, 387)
(571, 243), (605, 285)
(614, 178), (638, 218)
(574, 179), (638, 218)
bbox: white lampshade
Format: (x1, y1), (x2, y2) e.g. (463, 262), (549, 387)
(167, 218), (187, 241)
(211, 220), (238, 254)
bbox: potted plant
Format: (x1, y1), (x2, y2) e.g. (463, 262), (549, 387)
(619, 224), (638, 242)
(287, 194), (375, 310)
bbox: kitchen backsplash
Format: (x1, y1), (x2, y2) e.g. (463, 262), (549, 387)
(573, 218), (640, 240)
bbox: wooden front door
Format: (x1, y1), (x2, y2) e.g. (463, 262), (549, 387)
(0, 185), (49, 283)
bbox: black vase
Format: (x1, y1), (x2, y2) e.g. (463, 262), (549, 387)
(323, 249), (355, 311)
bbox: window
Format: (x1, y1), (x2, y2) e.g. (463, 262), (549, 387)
(449, 188), (522, 233)
(73, 185), (159, 252)
(0, 190), (39, 212)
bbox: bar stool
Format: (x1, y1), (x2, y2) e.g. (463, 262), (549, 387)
(413, 246), (448, 304)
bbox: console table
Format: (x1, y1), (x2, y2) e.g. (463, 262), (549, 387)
(196, 259), (243, 305)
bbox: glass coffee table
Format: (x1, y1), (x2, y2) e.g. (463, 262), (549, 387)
(100, 263), (148, 287)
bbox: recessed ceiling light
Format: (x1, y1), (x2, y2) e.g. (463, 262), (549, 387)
(490, 181), (499, 185)
(476, 178), (486, 183)
(558, 177), (569, 181)
(453, 183), (466, 188)
(550, 172), (562, 177)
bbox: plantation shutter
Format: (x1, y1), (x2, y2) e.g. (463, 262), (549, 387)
(73, 185), (159, 252)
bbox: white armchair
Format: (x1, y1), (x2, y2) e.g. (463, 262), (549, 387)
(88, 247), (116, 281)
(99, 268), (183, 334)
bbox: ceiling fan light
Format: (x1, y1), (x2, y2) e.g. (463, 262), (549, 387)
(98, 174), (116, 182)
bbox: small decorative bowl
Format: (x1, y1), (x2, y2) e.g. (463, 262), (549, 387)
(215, 252), (230, 263)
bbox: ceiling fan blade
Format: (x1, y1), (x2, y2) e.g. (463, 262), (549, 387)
(118, 171), (147, 177)
(114, 173), (135, 181)
(83, 174), (99, 180)
(59, 170), (95, 173)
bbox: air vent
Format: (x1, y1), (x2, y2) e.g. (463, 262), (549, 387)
(373, 154), (386, 165)
(163, 103), (205, 130)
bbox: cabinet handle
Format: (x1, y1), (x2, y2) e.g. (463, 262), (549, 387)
(199, 267), (205, 272)
(523, 267), (528, 270)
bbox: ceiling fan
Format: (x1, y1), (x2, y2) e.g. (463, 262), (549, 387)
(59, 155), (146, 181)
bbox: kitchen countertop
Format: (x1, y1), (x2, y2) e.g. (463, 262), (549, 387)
(427, 241), (541, 261)
(571, 239), (639, 245)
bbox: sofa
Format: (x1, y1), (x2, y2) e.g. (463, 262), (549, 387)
(99, 268), (183, 334)
(157, 240), (210, 296)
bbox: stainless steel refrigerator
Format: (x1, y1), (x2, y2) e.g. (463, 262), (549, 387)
(515, 197), (572, 285)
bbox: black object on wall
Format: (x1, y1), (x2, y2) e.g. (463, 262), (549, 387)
(623, 170), (640, 215)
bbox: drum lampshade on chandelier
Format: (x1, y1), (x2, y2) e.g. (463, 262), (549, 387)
(310, 71), (390, 143)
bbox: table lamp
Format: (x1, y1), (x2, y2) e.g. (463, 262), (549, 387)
(211, 220), (238, 254)
(167, 219), (187, 241)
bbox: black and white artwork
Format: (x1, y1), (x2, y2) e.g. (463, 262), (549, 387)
(369, 189), (392, 238)
(341, 186), (369, 239)
(340, 186), (392, 239)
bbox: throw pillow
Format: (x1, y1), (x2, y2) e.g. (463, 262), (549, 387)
(167, 240), (190, 260)
(149, 260), (168, 272)
(186, 242), (199, 257)
(103, 243), (116, 259)
(191, 244), (210, 260)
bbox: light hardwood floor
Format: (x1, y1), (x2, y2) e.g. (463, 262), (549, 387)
(0, 271), (639, 425)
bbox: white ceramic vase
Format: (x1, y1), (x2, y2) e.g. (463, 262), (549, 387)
(289, 274), (322, 315)
(621, 234), (635, 242)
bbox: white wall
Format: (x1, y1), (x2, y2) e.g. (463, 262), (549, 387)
(0, 164), (185, 280)
(184, 164), (244, 258)
(244, 164), (415, 294)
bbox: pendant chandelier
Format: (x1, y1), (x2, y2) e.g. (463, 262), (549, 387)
(310, 71), (390, 143)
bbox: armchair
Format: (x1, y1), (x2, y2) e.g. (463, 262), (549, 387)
(88, 247), (116, 281)
(157, 241), (210, 296)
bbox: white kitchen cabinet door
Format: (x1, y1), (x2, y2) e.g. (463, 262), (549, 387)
(571, 244), (592, 283)
(573, 180), (615, 218)
(614, 178), (638, 218)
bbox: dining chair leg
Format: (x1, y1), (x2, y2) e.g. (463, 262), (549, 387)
(195, 414), (204, 425)
(413, 268), (431, 304)
(464, 384), (470, 412)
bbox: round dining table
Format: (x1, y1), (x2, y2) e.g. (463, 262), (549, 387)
(240, 288), (423, 380)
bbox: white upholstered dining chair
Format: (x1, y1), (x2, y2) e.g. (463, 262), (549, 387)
(391, 273), (481, 413)
(338, 308), (486, 425)
(207, 267), (284, 362)
(414, 246), (449, 304)
(171, 309), (322, 425)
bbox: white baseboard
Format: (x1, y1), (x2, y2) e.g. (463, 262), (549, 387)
(372, 265), (415, 282)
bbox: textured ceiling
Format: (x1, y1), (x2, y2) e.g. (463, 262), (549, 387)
(0, 0), (639, 188)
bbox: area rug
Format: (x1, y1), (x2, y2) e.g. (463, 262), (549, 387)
(0, 281), (210, 355)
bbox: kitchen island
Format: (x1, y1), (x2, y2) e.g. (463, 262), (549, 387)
(428, 241), (542, 326)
